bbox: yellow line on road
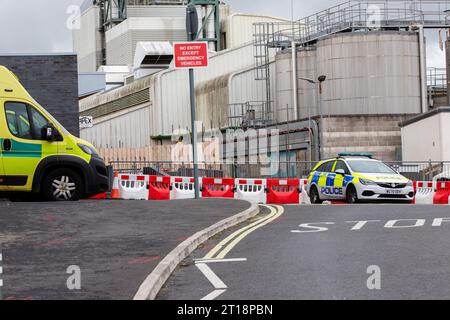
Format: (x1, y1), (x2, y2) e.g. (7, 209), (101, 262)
(203, 205), (284, 260)
(202, 205), (277, 259)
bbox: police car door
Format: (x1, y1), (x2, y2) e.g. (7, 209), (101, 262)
(319, 160), (338, 199)
(333, 160), (350, 200)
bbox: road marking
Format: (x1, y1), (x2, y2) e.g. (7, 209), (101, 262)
(203, 205), (280, 260)
(194, 258), (247, 263)
(215, 205), (284, 260)
(201, 289), (226, 300)
(196, 263), (227, 289)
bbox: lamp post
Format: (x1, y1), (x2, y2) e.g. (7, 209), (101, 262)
(297, 76), (326, 161)
(317, 75), (326, 160)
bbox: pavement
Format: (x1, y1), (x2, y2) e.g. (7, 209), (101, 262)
(158, 204), (450, 300)
(0, 199), (251, 300)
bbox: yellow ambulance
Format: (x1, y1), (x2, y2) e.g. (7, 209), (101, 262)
(0, 66), (109, 201)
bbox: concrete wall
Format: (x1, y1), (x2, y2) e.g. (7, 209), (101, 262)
(0, 54), (80, 137)
(322, 115), (410, 161)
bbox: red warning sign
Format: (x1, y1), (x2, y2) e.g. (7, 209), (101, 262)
(173, 42), (209, 69)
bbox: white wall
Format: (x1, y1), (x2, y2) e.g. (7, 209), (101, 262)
(73, 6), (102, 72)
(401, 112), (450, 161)
(223, 14), (291, 49)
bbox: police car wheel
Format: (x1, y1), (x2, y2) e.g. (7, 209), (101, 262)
(346, 185), (358, 204)
(309, 186), (322, 204)
(43, 168), (84, 201)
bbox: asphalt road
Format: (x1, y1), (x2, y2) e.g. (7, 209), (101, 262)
(158, 204), (450, 300)
(0, 199), (250, 300)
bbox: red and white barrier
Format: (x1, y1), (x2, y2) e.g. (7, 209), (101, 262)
(171, 176), (202, 200)
(413, 181), (435, 205)
(433, 182), (450, 205)
(109, 175), (446, 206)
(148, 176), (171, 201)
(119, 174), (149, 200)
(266, 178), (300, 204)
(235, 179), (266, 204)
(201, 178), (235, 198)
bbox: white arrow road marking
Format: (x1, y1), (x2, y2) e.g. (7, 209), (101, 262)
(196, 263), (227, 289)
(195, 258), (247, 300)
(201, 289), (227, 301)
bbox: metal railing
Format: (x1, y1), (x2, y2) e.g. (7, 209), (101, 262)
(109, 160), (450, 181)
(427, 67), (447, 89)
(227, 101), (274, 129)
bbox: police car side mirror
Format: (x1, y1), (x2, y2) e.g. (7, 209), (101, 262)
(335, 169), (345, 176)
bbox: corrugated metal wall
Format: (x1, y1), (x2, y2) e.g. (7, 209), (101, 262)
(127, 5), (186, 18)
(151, 43), (256, 137)
(223, 14), (290, 49)
(81, 105), (151, 148)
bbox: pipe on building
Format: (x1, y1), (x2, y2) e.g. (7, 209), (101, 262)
(418, 25), (428, 114)
(291, 41), (298, 120)
(206, 5), (216, 51)
(307, 119), (320, 162)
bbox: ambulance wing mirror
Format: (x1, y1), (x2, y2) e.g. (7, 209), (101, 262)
(42, 123), (61, 142)
(335, 169), (345, 176)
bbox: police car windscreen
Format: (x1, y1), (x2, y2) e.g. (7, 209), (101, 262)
(346, 160), (396, 174)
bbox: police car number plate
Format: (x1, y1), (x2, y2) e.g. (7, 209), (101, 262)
(386, 189), (403, 194)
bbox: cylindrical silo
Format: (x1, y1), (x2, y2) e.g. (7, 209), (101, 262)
(316, 31), (422, 117)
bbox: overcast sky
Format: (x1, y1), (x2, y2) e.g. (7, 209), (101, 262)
(0, 0), (445, 67)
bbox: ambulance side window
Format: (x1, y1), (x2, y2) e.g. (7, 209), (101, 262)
(335, 161), (350, 175)
(5, 102), (33, 140)
(4, 102), (49, 140)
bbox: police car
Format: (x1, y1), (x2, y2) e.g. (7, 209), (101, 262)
(306, 153), (415, 204)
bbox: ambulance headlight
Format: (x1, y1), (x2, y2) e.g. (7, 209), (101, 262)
(359, 178), (377, 186)
(78, 144), (98, 156)
(406, 180), (413, 187)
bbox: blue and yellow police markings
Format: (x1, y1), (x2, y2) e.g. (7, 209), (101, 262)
(310, 172), (356, 197)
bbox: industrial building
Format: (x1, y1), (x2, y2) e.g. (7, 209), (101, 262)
(76, 0), (450, 174)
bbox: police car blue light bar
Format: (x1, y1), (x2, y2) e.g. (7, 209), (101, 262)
(338, 153), (373, 158)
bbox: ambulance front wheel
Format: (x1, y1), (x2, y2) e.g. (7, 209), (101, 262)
(346, 185), (358, 204)
(42, 168), (84, 201)
(309, 186), (323, 204)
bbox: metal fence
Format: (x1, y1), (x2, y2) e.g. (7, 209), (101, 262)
(109, 160), (450, 181)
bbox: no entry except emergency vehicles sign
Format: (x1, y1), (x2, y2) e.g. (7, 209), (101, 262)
(173, 42), (209, 69)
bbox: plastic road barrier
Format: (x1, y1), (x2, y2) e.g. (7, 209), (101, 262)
(148, 176), (171, 201)
(119, 174), (149, 200)
(413, 181), (435, 205)
(170, 176), (202, 200)
(433, 181), (450, 205)
(266, 178), (300, 204)
(201, 178), (235, 198)
(235, 179), (266, 204)
(299, 179), (311, 204)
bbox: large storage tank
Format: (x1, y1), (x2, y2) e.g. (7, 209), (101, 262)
(275, 31), (422, 120)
